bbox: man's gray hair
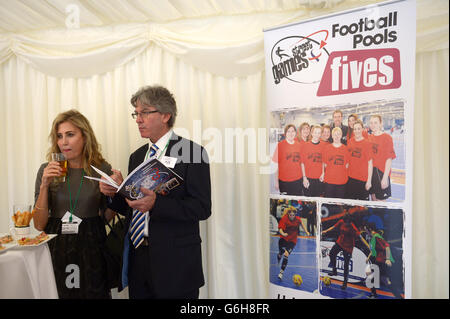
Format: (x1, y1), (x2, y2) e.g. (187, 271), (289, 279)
(131, 85), (177, 128)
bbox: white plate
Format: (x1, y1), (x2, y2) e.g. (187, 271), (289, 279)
(0, 233), (18, 254)
(14, 234), (57, 248)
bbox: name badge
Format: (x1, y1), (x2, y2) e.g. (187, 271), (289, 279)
(62, 222), (80, 234)
(61, 211), (82, 235)
(161, 156), (177, 168)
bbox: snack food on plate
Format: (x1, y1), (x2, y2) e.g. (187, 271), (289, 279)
(17, 232), (49, 246)
(0, 234), (14, 244)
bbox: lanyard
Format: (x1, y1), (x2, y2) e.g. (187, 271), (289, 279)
(67, 171), (84, 223)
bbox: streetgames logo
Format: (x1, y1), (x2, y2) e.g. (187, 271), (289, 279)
(270, 30), (330, 85)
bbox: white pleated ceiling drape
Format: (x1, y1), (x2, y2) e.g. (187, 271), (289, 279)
(0, 0), (448, 298)
(0, 0), (394, 78)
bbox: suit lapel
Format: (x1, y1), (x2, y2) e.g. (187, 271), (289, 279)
(130, 144), (149, 172)
(165, 133), (186, 177)
(166, 133), (181, 158)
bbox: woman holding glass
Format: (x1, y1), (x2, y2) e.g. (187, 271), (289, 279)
(33, 109), (115, 299)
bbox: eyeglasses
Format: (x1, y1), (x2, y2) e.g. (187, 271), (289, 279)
(131, 110), (159, 119)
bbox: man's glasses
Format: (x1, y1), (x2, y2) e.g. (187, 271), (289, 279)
(131, 110), (159, 119)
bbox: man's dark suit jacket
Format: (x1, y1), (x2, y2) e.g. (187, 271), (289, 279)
(110, 134), (211, 298)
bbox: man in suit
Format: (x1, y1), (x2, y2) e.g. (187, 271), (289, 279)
(100, 85), (211, 299)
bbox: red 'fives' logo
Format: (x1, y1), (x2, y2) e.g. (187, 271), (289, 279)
(317, 48), (401, 96)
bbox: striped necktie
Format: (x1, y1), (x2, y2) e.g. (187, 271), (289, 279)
(147, 143), (159, 160)
(130, 143), (159, 248)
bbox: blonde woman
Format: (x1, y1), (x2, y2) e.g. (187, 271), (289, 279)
(34, 109), (115, 299)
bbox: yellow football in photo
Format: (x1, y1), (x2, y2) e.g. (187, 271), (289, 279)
(323, 276), (331, 286)
(292, 274), (303, 286)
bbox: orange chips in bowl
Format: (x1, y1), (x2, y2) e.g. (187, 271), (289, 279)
(12, 209), (35, 227)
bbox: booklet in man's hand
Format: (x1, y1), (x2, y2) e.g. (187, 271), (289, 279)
(85, 158), (183, 200)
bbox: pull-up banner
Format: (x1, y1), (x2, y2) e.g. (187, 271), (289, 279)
(264, 0), (415, 299)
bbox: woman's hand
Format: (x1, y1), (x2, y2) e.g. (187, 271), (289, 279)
(41, 161), (62, 188)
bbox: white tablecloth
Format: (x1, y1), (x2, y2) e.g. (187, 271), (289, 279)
(0, 244), (58, 299)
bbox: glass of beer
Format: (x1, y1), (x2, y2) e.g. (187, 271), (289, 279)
(51, 152), (67, 183)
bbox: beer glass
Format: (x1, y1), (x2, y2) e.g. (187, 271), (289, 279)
(51, 153), (67, 183)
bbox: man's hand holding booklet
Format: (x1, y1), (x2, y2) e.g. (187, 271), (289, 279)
(85, 158), (183, 200)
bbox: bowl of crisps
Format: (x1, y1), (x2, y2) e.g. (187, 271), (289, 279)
(12, 204), (34, 236)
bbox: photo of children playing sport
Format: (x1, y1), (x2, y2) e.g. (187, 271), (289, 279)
(319, 203), (405, 299)
(269, 198), (318, 293)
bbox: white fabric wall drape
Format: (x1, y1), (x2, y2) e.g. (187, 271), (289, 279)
(413, 49), (449, 299)
(0, 0), (448, 298)
(0, 46), (271, 298)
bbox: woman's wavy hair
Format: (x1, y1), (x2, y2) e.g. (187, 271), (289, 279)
(47, 109), (106, 176)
